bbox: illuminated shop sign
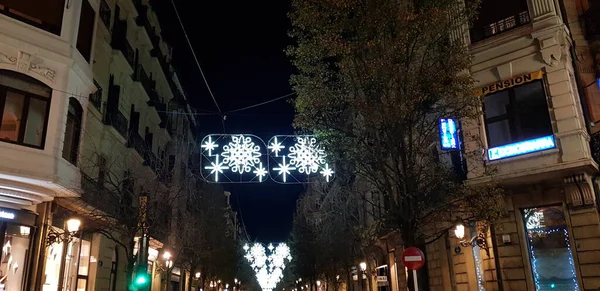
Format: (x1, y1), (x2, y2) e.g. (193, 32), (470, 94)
(439, 118), (460, 150)
(0, 210), (15, 220)
(475, 70), (543, 96)
(487, 135), (555, 161)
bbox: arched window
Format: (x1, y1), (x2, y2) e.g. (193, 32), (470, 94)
(62, 98), (83, 165)
(0, 70), (52, 148)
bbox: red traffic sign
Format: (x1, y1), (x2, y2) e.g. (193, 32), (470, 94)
(402, 247), (425, 270)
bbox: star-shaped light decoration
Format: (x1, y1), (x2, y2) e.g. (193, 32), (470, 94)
(201, 136), (219, 156)
(253, 163), (268, 182)
(320, 164), (334, 182)
(205, 155), (229, 182)
(273, 156), (296, 183)
(268, 137), (285, 157)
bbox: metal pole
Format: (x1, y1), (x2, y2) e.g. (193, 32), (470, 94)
(411, 270), (418, 291)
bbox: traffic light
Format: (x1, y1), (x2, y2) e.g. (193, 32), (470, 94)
(131, 265), (150, 291)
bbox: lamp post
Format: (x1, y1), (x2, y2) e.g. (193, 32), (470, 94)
(48, 218), (81, 291)
(359, 262), (367, 291)
(453, 221), (489, 256)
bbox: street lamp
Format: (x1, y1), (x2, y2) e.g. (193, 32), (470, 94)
(196, 272), (201, 279)
(359, 262), (367, 272)
(47, 218), (81, 245)
(453, 221), (489, 256)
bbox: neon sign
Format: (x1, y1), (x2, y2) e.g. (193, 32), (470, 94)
(0, 211), (15, 220)
(487, 135), (555, 161)
(439, 118), (460, 150)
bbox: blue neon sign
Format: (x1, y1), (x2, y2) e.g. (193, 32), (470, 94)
(487, 135), (555, 161)
(439, 118), (459, 150)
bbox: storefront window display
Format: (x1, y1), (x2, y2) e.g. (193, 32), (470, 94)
(42, 228), (91, 291)
(0, 222), (32, 291)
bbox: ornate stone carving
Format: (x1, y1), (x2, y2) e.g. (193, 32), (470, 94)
(0, 52), (17, 65)
(16, 51), (31, 73)
(29, 63), (56, 82)
(564, 174), (595, 206)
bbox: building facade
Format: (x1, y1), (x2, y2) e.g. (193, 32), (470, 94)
(0, 0), (96, 291)
(358, 1), (600, 291)
(422, 0), (600, 290)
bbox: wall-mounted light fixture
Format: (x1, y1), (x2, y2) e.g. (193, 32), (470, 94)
(46, 218), (81, 246)
(453, 221), (489, 256)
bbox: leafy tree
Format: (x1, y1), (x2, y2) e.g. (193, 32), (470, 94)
(288, 0), (504, 289)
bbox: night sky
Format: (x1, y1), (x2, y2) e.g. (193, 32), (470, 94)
(155, 0), (303, 243)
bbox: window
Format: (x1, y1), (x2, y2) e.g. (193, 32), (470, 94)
(97, 155), (106, 187)
(108, 247), (118, 291)
(76, 0), (95, 62)
(484, 80), (553, 148)
(62, 98), (83, 165)
(0, 0), (66, 35)
(470, 0), (530, 43)
(0, 70), (51, 148)
(523, 206), (579, 290)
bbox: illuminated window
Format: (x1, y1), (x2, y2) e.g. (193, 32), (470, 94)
(0, 0), (66, 35)
(523, 206), (579, 291)
(470, 0), (530, 43)
(483, 80), (553, 160)
(0, 70), (51, 148)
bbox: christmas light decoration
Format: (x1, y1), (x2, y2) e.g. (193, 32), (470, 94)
(268, 137), (285, 157)
(205, 155), (228, 182)
(222, 135), (262, 174)
(201, 134), (334, 183)
(471, 245), (485, 291)
(202, 136), (219, 156)
(273, 157), (296, 183)
(526, 227), (579, 291)
(243, 242), (292, 291)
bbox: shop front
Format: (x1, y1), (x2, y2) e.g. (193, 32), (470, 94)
(0, 207), (38, 291)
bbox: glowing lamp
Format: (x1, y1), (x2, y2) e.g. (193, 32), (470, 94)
(454, 223), (465, 240)
(359, 262), (367, 271)
(163, 251), (172, 260)
(195, 272), (201, 279)
(66, 218), (81, 233)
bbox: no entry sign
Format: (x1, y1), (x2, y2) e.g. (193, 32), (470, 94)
(401, 247), (425, 270)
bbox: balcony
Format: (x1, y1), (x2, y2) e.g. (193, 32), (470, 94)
(591, 132), (600, 165)
(127, 130), (146, 156)
(584, 4), (600, 42)
(89, 80), (103, 111)
(132, 65), (160, 103)
(470, 11), (530, 43)
(81, 174), (121, 217)
(99, 0), (111, 29)
(111, 20), (136, 68)
(104, 109), (128, 139)
(134, 1), (149, 27)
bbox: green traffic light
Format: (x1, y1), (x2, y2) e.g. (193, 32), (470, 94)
(550, 283), (556, 289)
(135, 275), (148, 285)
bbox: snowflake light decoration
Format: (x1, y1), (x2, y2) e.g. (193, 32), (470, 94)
(268, 137), (285, 157)
(244, 243), (292, 291)
(288, 137), (326, 175)
(273, 157), (296, 183)
(201, 136), (219, 156)
(222, 135), (262, 174)
(204, 155), (228, 182)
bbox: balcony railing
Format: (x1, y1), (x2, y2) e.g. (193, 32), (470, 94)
(470, 11), (530, 43)
(133, 65), (160, 103)
(104, 109), (128, 139)
(127, 130), (146, 156)
(99, 0), (111, 29)
(111, 20), (136, 69)
(90, 80), (103, 111)
(81, 174), (121, 217)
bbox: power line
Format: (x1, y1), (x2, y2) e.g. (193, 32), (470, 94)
(226, 93), (295, 114)
(170, 0), (222, 116)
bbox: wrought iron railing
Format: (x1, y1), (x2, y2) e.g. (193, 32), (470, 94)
(105, 109), (128, 138)
(89, 80), (103, 111)
(99, 0), (111, 29)
(470, 11), (530, 43)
